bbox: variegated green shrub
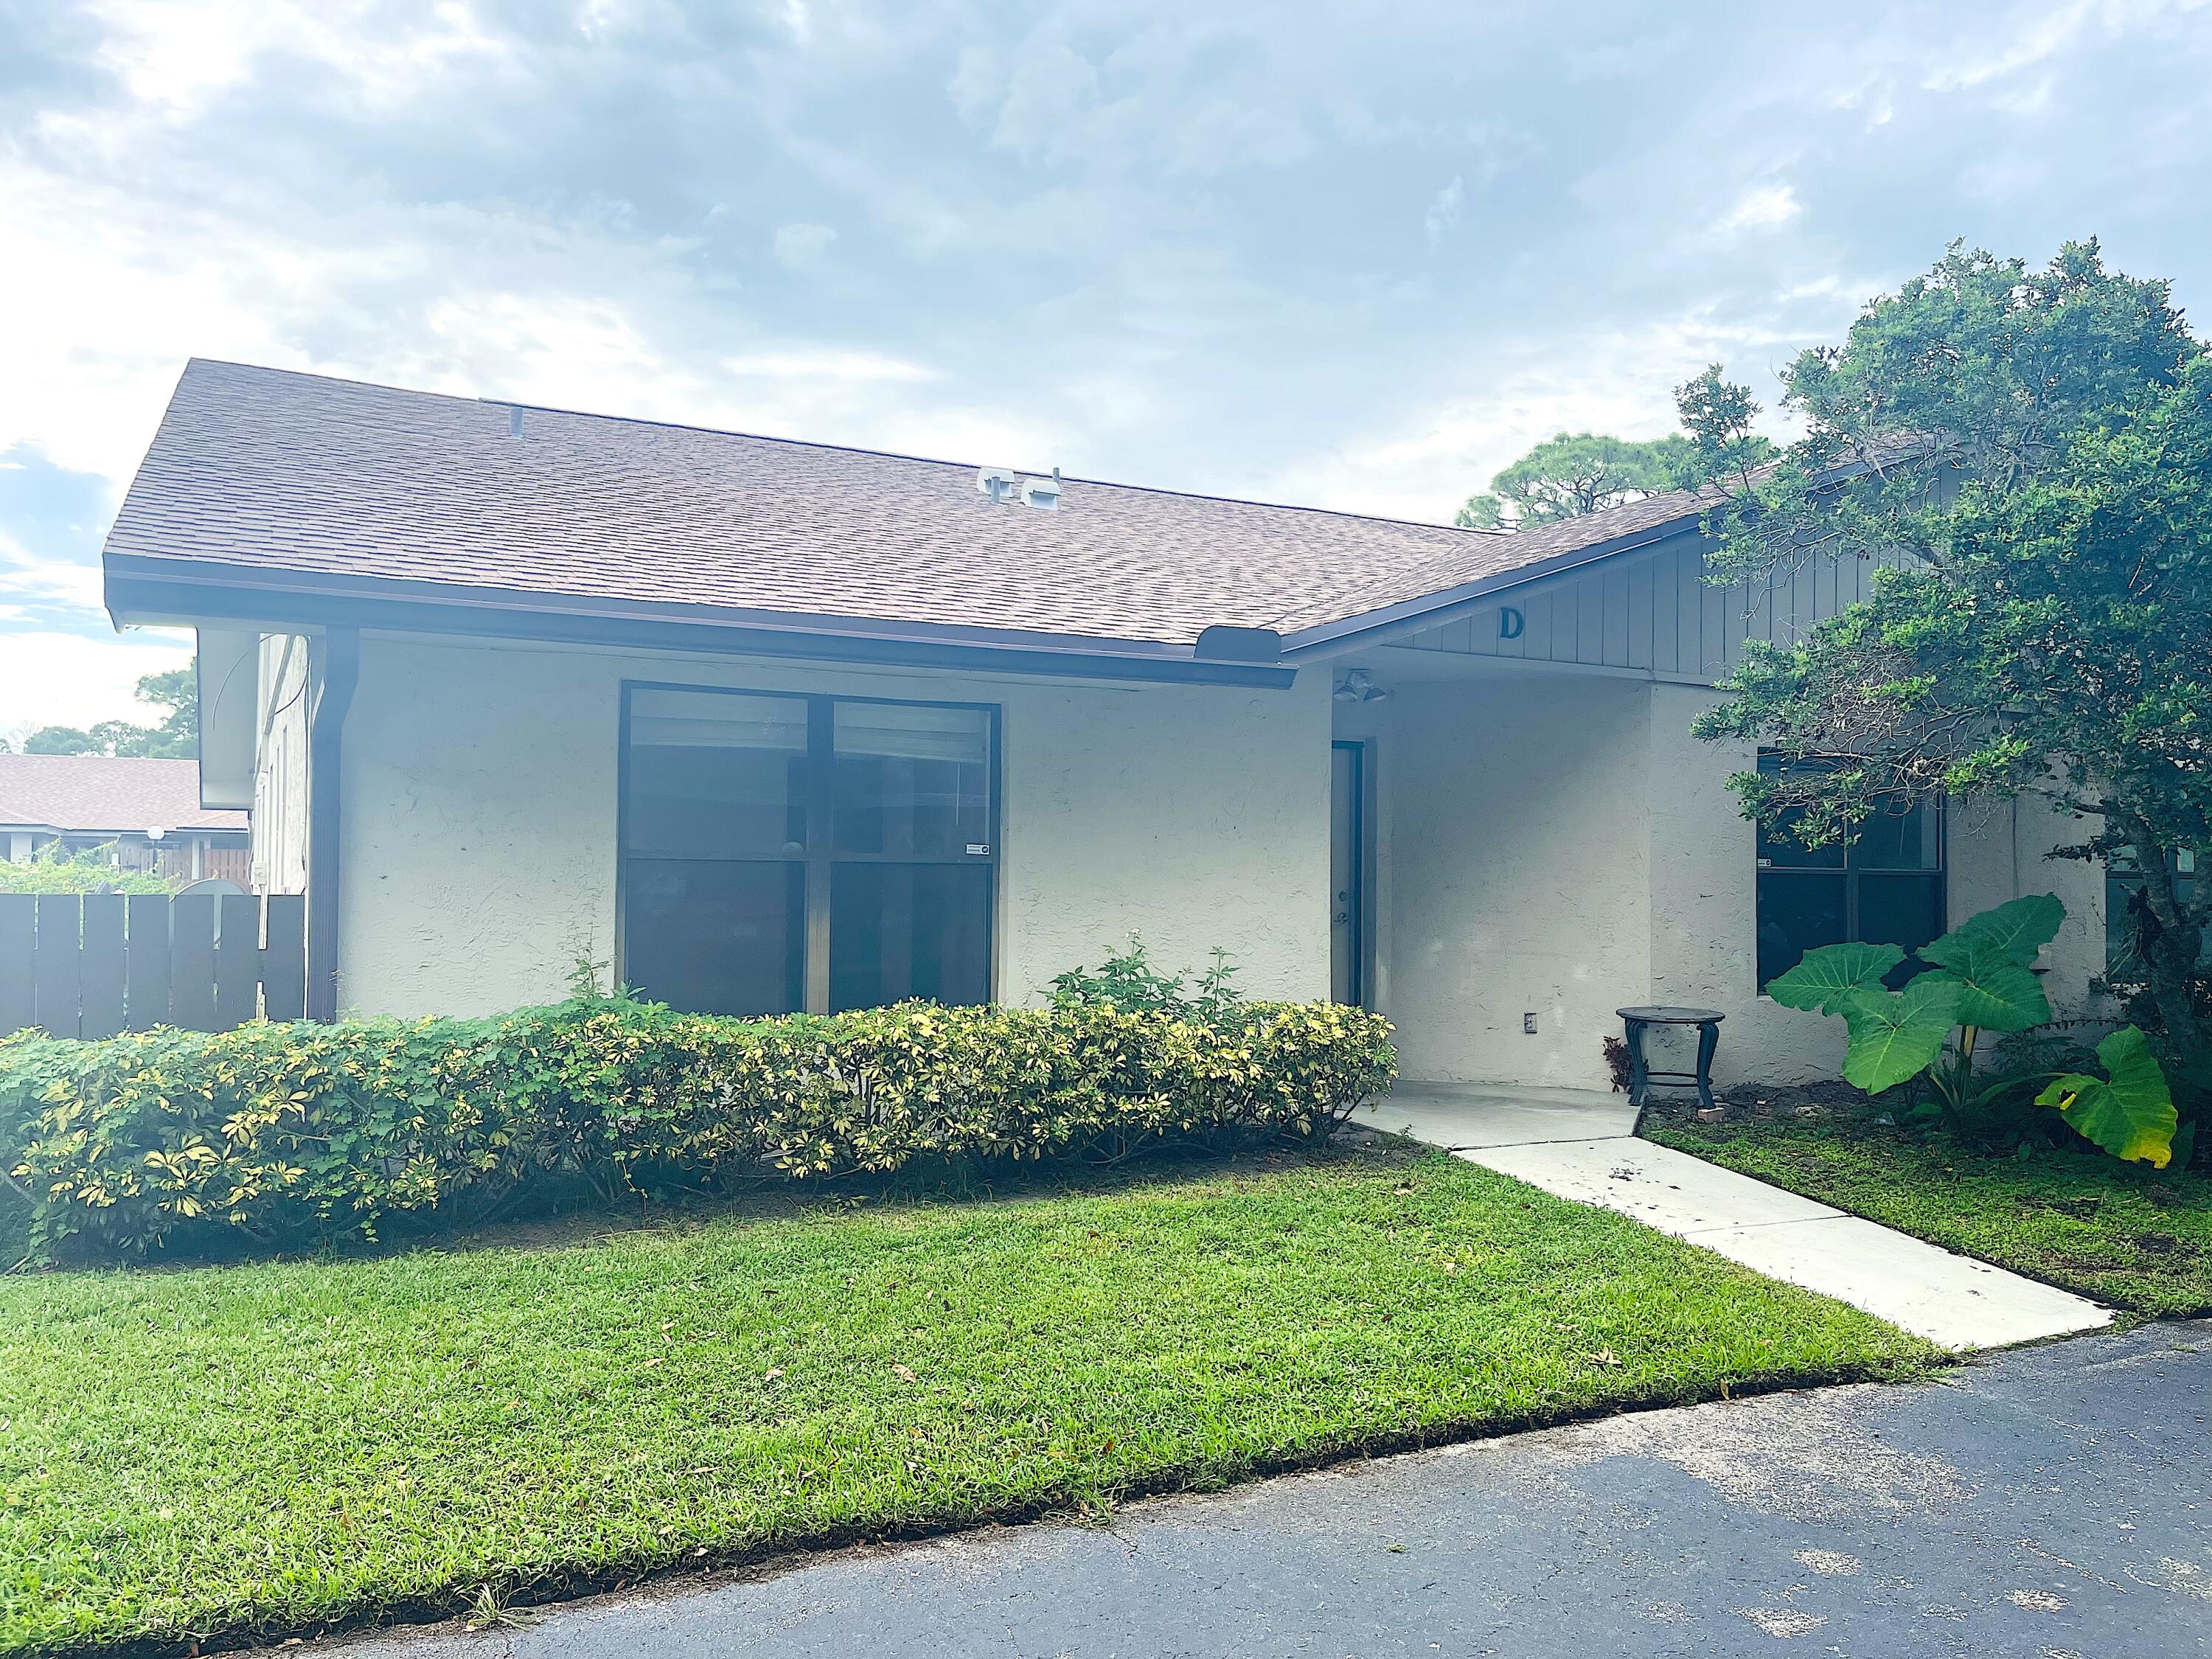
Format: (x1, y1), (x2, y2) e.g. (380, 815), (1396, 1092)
(0, 997), (1396, 1263)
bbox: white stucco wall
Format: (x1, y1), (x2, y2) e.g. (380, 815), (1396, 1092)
(1363, 672), (1655, 1088)
(331, 633), (1332, 1018)
(1340, 668), (2111, 1091)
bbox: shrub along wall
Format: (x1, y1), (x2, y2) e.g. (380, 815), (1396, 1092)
(0, 997), (1397, 1263)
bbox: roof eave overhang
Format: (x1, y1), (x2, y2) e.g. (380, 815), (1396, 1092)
(103, 554), (1297, 689)
(0, 820), (246, 838)
(1276, 513), (1708, 661)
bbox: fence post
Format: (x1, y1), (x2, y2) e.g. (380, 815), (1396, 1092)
(125, 893), (173, 1032)
(261, 894), (307, 1022)
(79, 894), (126, 1040)
(170, 893), (218, 1032)
(213, 893), (258, 1029)
(32, 895), (82, 1040)
(0, 895), (31, 1035)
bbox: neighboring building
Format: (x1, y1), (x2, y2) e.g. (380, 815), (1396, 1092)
(100, 360), (2106, 1088)
(0, 753), (251, 885)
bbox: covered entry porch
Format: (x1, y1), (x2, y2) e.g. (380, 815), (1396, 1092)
(1320, 647), (2105, 1093)
(1324, 648), (1781, 1093)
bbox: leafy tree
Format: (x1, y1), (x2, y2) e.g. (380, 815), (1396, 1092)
(1680, 240), (2212, 1121)
(20, 661), (197, 759)
(0, 843), (176, 895)
(24, 726), (97, 755)
(1455, 430), (1737, 530)
(1453, 493), (1506, 530)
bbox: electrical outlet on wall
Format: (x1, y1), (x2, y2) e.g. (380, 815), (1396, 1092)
(1523, 1012), (1538, 1034)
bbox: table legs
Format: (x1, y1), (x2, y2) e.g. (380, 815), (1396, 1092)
(1624, 1019), (1651, 1108)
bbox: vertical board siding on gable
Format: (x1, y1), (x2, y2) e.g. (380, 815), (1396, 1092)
(1396, 529), (1892, 684)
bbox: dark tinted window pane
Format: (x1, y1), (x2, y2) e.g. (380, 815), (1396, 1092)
(1756, 807), (1844, 869)
(830, 863), (992, 1011)
(622, 860), (804, 1016)
(1757, 872), (1846, 990)
(1756, 754), (1843, 869)
(1857, 873), (1945, 984)
(1853, 798), (1941, 870)
(2107, 874), (2143, 973)
(2107, 856), (2210, 973)
(833, 703), (990, 856)
(626, 690), (808, 858)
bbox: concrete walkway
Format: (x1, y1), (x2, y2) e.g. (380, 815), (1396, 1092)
(1351, 1084), (2112, 1352)
(295, 1321), (2212, 1658)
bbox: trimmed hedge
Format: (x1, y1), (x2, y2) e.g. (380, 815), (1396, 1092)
(0, 997), (1396, 1263)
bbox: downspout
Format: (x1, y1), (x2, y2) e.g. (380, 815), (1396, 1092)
(305, 627), (361, 1022)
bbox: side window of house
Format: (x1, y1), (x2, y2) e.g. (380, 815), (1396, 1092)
(1755, 753), (1944, 992)
(619, 684), (996, 1017)
(2107, 849), (2203, 976)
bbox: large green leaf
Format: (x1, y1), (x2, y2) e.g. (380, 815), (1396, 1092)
(1837, 976), (1963, 1094)
(1921, 893), (2065, 974)
(2036, 1024), (2178, 1167)
(1919, 894), (2064, 1032)
(1765, 942), (1905, 1015)
(1935, 959), (2053, 1033)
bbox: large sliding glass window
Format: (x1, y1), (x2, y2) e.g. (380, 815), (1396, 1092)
(1755, 753), (1944, 992)
(620, 684), (996, 1016)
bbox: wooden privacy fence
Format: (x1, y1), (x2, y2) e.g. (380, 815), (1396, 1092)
(0, 893), (307, 1041)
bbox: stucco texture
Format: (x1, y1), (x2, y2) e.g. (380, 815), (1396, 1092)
(330, 635), (1332, 1019)
(1335, 668), (2108, 1091)
(1368, 673), (1653, 1088)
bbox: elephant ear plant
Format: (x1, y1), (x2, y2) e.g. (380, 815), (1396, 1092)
(1767, 894), (2181, 1167)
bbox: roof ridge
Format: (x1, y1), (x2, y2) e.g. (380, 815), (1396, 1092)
(183, 358), (1501, 539)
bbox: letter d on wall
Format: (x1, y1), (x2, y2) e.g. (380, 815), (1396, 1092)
(1498, 606), (1525, 640)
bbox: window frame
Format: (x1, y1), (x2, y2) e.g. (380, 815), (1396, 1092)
(1754, 754), (1947, 992)
(616, 680), (1001, 1015)
(2106, 847), (2204, 978)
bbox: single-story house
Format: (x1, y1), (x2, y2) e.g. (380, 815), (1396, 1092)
(99, 360), (2109, 1088)
(0, 753), (251, 886)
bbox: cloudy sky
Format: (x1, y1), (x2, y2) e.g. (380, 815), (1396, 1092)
(3, 0), (2209, 739)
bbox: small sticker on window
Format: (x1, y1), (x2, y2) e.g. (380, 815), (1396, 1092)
(966, 843), (991, 856)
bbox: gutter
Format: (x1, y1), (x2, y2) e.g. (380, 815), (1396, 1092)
(305, 627), (360, 1023)
(103, 556), (1298, 690)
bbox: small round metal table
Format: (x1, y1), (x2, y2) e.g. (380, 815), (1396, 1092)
(1615, 1006), (1725, 1110)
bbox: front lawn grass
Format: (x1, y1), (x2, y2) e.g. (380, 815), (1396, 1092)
(1649, 1116), (2212, 1317)
(0, 1146), (1932, 1655)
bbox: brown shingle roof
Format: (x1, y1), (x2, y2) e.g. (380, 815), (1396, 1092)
(105, 360), (1717, 652)
(0, 755), (246, 835)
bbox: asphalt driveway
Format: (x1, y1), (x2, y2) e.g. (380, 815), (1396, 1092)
(312, 1321), (2212, 1659)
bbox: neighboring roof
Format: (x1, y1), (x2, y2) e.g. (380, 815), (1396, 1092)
(0, 755), (247, 836)
(104, 360), (1718, 668)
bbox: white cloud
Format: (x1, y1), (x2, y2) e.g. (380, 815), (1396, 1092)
(0, 630), (192, 742)
(1423, 175), (1464, 243)
(722, 347), (934, 382)
(1921, 0), (2099, 91)
(0, 526), (105, 619)
(1717, 183), (1802, 232)
(772, 222), (838, 269)
(80, 0), (509, 119)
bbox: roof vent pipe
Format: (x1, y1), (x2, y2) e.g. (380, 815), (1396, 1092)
(508, 405), (525, 438)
